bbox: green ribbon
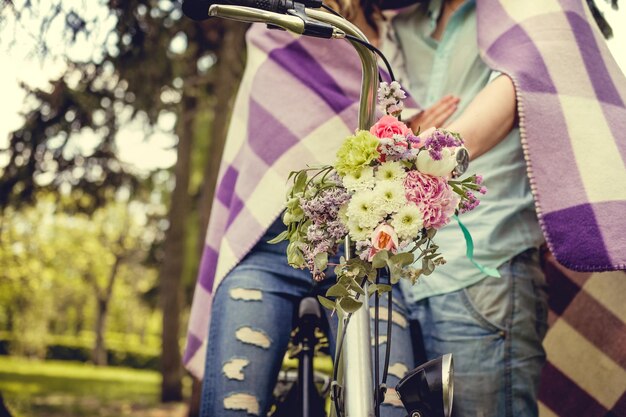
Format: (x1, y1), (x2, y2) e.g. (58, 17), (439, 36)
(453, 215), (501, 278)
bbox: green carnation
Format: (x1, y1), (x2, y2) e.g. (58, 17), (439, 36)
(335, 130), (380, 176)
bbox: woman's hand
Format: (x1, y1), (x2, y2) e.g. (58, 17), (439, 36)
(407, 95), (460, 133)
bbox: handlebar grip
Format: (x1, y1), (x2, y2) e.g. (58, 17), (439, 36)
(182, 0), (295, 20)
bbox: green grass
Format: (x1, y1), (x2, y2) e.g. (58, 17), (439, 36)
(0, 356), (189, 417)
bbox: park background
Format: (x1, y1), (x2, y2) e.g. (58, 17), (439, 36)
(0, 1), (624, 417)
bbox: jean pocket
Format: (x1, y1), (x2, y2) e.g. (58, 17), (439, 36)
(460, 269), (513, 335)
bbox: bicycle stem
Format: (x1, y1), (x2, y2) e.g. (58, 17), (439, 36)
(208, 5), (378, 416)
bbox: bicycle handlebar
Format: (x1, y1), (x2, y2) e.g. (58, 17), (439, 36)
(182, 0), (322, 20)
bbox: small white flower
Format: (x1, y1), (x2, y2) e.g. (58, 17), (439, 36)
(347, 218), (373, 241)
(386, 103), (403, 116)
(391, 205), (424, 240)
(374, 180), (407, 214)
(342, 166), (375, 192)
(347, 190), (385, 229)
(416, 147), (458, 177)
(376, 161), (407, 182)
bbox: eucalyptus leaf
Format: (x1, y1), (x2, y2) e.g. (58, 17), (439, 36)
(422, 258), (435, 275)
(368, 284), (378, 297)
(317, 295), (336, 311)
(389, 265), (402, 284)
(349, 278), (365, 295)
(339, 297), (363, 313)
(377, 284), (393, 294)
(327, 283), (349, 297)
(314, 251), (328, 272)
(293, 171), (308, 194)
(389, 252), (414, 267)
(287, 242), (305, 268)
(267, 230), (289, 244)
(371, 250), (389, 268)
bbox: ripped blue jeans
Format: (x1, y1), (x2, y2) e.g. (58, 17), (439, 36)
(200, 220), (414, 416)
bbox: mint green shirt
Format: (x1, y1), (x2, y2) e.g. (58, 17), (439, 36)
(391, 0), (545, 303)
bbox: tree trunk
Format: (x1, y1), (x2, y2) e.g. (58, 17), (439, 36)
(93, 298), (108, 366)
(160, 94), (196, 403)
(189, 21), (248, 417)
(91, 255), (122, 366)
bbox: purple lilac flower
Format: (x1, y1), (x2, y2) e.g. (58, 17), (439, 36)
(356, 240), (372, 261)
(300, 184), (351, 280)
(459, 191), (480, 214)
(423, 130), (462, 161)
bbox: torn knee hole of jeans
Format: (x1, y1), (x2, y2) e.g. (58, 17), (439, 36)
(229, 288), (263, 302)
(383, 387), (404, 408)
(224, 393), (260, 415)
(371, 335), (387, 346)
(387, 362), (408, 379)
(369, 306), (408, 328)
(236, 326), (271, 349)
(223, 358), (250, 381)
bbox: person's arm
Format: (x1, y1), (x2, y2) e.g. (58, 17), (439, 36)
(445, 74), (517, 160)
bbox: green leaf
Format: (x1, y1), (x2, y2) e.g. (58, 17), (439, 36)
(313, 252), (328, 272)
(389, 265), (402, 284)
(317, 295), (336, 311)
(349, 278), (366, 295)
(287, 242), (305, 268)
(377, 284), (392, 294)
(389, 252), (414, 267)
(371, 250), (389, 268)
(422, 258), (435, 275)
(368, 284), (378, 296)
(267, 230), (289, 244)
(327, 283), (349, 297)
(293, 171), (308, 194)
(339, 297), (363, 313)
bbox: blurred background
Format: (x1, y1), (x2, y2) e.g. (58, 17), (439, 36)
(0, 1), (623, 417)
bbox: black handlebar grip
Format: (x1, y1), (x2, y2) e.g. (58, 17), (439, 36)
(182, 0), (294, 20)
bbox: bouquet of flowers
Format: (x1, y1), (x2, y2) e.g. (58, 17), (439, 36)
(271, 82), (486, 313)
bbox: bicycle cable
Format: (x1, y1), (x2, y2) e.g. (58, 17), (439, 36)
(344, 34), (396, 83)
(321, 2), (396, 83)
(321, 3), (343, 17)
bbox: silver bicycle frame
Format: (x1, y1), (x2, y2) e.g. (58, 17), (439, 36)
(208, 5), (379, 416)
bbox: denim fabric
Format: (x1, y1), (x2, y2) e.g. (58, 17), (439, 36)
(200, 219), (415, 416)
(406, 249), (548, 417)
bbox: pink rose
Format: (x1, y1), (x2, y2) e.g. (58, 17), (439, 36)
(404, 171), (460, 229)
(370, 115), (410, 139)
(368, 223), (399, 261)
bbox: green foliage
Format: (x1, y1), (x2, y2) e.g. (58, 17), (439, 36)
(0, 0), (235, 213)
(0, 199), (160, 360)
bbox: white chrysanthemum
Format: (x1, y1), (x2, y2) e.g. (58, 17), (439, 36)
(342, 166), (375, 192)
(347, 190), (385, 229)
(391, 205), (424, 240)
(374, 180), (407, 214)
(347, 218), (373, 241)
(376, 161), (407, 182)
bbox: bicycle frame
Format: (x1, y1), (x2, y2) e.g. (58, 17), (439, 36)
(208, 5), (379, 416)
